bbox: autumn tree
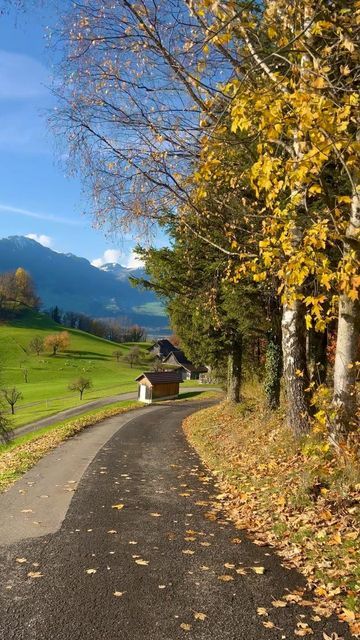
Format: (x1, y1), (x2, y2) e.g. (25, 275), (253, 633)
(68, 376), (92, 400)
(2, 387), (23, 415)
(14, 267), (40, 309)
(57, 0), (359, 437)
(44, 331), (70, 356)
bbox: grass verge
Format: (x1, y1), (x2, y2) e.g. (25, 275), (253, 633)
(183, 384), (360, 635)
(0, 399), (141, 492)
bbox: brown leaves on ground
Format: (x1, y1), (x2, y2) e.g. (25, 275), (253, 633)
(183, 390), (360, 634)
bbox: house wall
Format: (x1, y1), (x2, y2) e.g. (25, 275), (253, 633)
(152, 382), (179, 399)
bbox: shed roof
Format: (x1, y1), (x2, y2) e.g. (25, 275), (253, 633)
(135, 371), (183, 385)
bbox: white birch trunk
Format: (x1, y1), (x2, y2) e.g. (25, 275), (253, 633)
(282, 299), (311, 435)
(332, 172), (360, 436)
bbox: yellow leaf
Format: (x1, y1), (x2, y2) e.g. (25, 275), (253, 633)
(257, 607), (268, 616)
(263, 620), (275, 628)
(135, 559), (149, 566)
(252, 566), (265, 574)
(218, 575), (234, 581)
(182, 549), (195, 555)
(113, 591), (126, 597)
(180, 623), (192, 631)
(194, 612), (206, 621)
(149, 512), (162, 517)
(112, 504), (124, 510)
(272, 600), (287, 608)
(16, 558), (27, 564)
(339, 608), (356, 623)
(85, 568), (97, 574)
(27, 571), (42, 578)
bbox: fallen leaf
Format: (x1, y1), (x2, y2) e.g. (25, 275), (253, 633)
(112, 504), (124, 510)
(194, 612), (206, 621)
(236, 567), (247, 575)
(113, 591), (126, 597)
(85, 569), (97, 575)
(180, 623), (191, 631)
(21, 509), (33, 513)
(107, 530), (117, 534)
(272, 600), (287, 608)
(339, 609), (355, 623)
(182, 550), (195, 555)
(16, 558), (27, 564)
(135, 559), (149, 566)
(257, 607), (268, 616)
(231, 537), (242, 544)
(150, 513), (162, 517)
(27, 571), (42, 578)
(224, 563), (235, 569)
(252, 566), (265, 574)
(263, 621), (275, 628)
(218, 575), (234, 582)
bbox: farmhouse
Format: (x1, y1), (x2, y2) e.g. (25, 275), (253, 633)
(136, 370), (182, 403)
(162, 350), (208, 381)
(147, 339), (177, 361)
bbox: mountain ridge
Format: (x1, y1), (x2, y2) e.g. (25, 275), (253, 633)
(0, 236), (167, 333)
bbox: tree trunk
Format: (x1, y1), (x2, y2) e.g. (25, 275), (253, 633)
(332, 141), (360, 438)
(332, 297), (359, 438)
(308, 329), (327, 387)
(227, 337), (242, 403)
(11, 405), (14, 415)
(80, 390), (83, 400)
(282, 299), (311, 436)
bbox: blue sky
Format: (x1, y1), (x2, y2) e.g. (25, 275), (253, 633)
(0, 5), (164, 268)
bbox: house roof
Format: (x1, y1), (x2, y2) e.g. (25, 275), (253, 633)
(135, 371), (183, 385)
(163, 350), (208, 373)
(147, 339), (177, 357)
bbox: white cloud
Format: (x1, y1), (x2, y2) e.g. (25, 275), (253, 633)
(125, 250), (145, 269)
(0, 50), (48, 100)
(91, 248), (145, 269)
(91, 249), (122, 268)
(26, 233), (53, 248)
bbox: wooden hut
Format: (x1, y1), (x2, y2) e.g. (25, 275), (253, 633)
(135, 371), (182, 404)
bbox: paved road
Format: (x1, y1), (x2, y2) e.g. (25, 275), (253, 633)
(15, 386), (219, 437)
(0, 402), (350, 639)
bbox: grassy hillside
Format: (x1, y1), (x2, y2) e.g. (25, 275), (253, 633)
(0, 310), (150, 428)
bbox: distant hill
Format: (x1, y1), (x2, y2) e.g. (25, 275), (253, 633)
(0, 308), (150, 428)
(0, 236), (168, 333)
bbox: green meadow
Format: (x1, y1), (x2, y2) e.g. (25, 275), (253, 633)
(0, 310), (150, 428)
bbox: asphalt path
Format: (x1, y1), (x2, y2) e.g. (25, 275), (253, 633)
(15, 386), (219, 437)
(0, 401), (350, 639)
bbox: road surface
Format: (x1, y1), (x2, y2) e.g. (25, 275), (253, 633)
(15, 386), (219, 437)
(0, 401), (350, 639)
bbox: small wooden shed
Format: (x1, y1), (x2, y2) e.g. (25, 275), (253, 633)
(135, 371), (182, 404)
